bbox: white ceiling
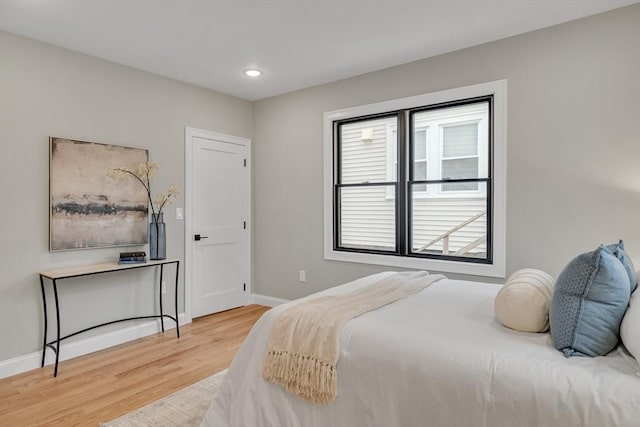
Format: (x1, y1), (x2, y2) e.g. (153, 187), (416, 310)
(0, 1), (637, 101)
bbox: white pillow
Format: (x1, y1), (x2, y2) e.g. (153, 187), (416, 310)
(621, 285), (640, 363)
(495, 268), (555, 333)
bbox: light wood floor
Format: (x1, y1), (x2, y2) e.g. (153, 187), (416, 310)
(0, 304), (270, 426)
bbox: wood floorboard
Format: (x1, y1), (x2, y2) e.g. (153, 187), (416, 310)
(0, 304), (270, 427)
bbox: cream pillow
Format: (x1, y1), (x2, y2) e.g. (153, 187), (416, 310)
(495, 268), (555, 333)
(620, 271), (640, 364)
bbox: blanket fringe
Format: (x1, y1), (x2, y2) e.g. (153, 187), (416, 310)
(261, 350), (337, 404)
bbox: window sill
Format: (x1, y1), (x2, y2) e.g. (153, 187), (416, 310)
(324, 249), (505, 278)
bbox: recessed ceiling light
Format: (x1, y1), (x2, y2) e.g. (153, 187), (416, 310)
(244, 69), (262, 77)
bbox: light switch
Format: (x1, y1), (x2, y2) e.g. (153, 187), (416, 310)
(176, 207), (184, 220)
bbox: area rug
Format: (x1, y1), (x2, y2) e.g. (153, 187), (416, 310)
(100, 369), (226, 427)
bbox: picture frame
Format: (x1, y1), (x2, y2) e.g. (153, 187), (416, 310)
(49, 137), (149, 251)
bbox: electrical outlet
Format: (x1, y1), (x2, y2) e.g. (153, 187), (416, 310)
(299, 270), (306, 282)
(162, 281), (167, 294)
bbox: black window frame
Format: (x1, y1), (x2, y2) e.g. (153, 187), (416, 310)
(333, 95), (493, 265)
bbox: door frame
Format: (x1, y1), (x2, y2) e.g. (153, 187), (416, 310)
(184, 127), (251, 323)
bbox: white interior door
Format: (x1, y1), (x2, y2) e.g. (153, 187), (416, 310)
(188, 130), (249, 318)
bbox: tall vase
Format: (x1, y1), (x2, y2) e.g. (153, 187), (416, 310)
(149, 213), (166, 260)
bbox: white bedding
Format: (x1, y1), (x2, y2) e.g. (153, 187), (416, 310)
(201, 272), (640, 427)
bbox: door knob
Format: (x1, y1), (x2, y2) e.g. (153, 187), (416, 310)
(194, 234), (209, 241)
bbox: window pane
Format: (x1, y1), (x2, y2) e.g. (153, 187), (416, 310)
(414, 160), (427, 192)
(442, 181), (478, 192)
(340, 117), (397, 185)
(443, 123), (478, 157)
(414, 129), (427, 159)
(415, 160), (427, 180)
(442, 158), (479, 190)
(339, 185), (395, 251)
(410, 183), (487, 259)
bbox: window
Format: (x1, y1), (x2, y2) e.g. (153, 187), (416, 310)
(441, 123), (480, 192)
(324, 81), (506, 277)
(406, 103), (488, 197)
(413, 128), (428, 192)
(338, 116), (397, 252)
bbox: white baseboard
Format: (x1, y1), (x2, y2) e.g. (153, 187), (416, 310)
(1, 297), (288, 379)
(250, 293), (290, 307)
(0, 313), (188, 379)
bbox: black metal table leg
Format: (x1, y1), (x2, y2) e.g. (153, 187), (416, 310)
(52, 279), (61, 377)
(39, 275), (48, 368)
(159, 264), (165, 332)
(175, 261), (180, 338)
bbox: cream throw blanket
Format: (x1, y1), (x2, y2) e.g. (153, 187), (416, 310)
(261, 271), (444, 404)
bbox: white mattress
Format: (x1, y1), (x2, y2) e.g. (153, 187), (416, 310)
(201, 272), (640, 427)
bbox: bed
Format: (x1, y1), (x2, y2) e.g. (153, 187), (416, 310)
(201, 272), (640, 427)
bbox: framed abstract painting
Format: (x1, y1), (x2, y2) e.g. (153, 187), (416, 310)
(49, 137), (149, 251)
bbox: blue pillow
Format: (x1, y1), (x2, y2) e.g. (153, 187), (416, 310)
(550, 245), (631, 357)
(607, 240), (637, 294)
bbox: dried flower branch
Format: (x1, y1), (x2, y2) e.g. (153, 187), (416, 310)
(107, 162), (180, 219)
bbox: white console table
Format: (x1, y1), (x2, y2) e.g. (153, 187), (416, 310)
(39, 258), (180, 377)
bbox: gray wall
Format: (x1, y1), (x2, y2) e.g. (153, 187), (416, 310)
(253, 4), (640, 300)
(0, 31), (252, 361)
